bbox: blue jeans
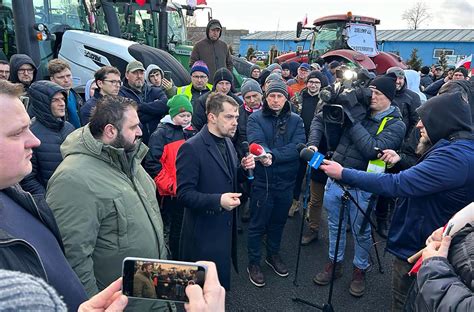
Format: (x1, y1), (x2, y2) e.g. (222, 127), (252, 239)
(247, 186), (293, 265)
(324, 178), (373, 270)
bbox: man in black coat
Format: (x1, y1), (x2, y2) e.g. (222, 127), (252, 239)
(176, 92), (255, 290)
(9, 54), (37, 90)
(20, 81), (74, 197)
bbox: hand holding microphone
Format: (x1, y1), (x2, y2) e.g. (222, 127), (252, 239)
(241, 141), (255, 180)
(299, 146), (343, 179)
(249, 143), (272, 167)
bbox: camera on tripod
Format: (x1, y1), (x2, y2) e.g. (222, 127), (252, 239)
(320, 67), (375, 125)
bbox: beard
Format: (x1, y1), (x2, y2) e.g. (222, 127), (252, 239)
(111, 131), (137, 153)
(416, 136), (432, 155)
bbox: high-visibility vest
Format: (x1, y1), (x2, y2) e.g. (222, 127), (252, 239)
(177, 83), (213, 101)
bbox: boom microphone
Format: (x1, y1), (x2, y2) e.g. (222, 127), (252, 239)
(300, 148), (325, 170)
(242, 141), (254, 180)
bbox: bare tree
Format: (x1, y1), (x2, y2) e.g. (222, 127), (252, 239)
(402, 1), (431, 29)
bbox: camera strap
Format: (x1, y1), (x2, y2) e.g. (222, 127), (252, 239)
(366, 117), (393, 174)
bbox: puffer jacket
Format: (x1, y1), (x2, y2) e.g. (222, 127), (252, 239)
(309, 106), (406, 171)
(247, 100), (306, 190)
(119, 80), (169, 144)
(20, 81), (74, 196)
(46, 125), (168, 307)
(392, 79), (422, 138)
(144, 115), (197, 196)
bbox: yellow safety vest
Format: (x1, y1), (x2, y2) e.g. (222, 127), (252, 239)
(177, 83), (213, 101)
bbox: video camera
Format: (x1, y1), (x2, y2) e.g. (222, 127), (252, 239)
(320, 67), (375, 125)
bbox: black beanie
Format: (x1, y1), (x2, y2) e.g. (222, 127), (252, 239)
(421, 66), (430, 75)
(454, 67), (469, 78)
(416, 92), (472, 144)
(213, 68), (233, 86)
(305, 70), (329, 88)
(259, 69), (271, 87)
(281, 62), (291, 70)
(369, 74), (397, 101)
(265, 80), (288, 98)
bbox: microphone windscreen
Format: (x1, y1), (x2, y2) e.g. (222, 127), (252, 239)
(249, 143), (265, 156)
(296, 143), (307, 153)
(300, 148), (314, 162)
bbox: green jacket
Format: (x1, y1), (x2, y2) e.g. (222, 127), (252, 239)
(46, 125), (168, 301)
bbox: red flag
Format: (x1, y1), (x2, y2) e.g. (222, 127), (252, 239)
(456, 54), (472, 69)
(197, 0), (207, 5)
(135, 0), (146, 6)
(302, 14), (308, 26)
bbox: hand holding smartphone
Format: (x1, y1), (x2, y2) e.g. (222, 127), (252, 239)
(122, 257), (206, 303)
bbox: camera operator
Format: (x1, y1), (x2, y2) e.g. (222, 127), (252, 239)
(309, 74), (406, 297)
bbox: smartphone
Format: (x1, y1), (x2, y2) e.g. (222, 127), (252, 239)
(20, 96), (30, 109)
(374, 147), (384, 155)
(163, 70), (171, 81)
(122, 257), (206, 303)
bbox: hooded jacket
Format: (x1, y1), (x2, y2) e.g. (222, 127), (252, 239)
(247, 100), (306, 190)
(144, 115), (197, 196)
(391, 76), (422, 139)
(404, 69), (427, 104)
(189, 19), (233, 79)
(20, 81), (74, 196)
(9, 54), (37, 86)
(340, 93), (474, 260)
(146, 64), (177, 99)
(46, 125), (168, 303)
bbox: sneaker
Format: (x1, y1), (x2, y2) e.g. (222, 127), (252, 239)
(313, 262), (343, 286)
(349, 267), (366, 297)
(247, 264), (265, 287)
(265, 254), (289, 277)
(288, 199), (300, 217)
(301, 228), (319, 246)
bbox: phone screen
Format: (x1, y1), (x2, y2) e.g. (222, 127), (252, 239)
(163, 71), (171, 81)
(122, 258), (206, 303)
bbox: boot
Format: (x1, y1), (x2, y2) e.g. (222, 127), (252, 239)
(288, 199), (300, 217)
(301, 228), (319, 245)
(349, 267), (366, 297)
(313, 261), (343, 286)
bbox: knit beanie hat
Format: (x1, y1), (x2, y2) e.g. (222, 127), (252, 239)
(305, 70), (329, 88)
(387, 66), (405, 78)
(265, 72), (283, 84)
(267, 63), (282, 72)
(281, 62), (291, 70)
(369, 74), (397, 101)
(265, 80), (288, 98)
(259, 69), (271, 86)
(0, 269), (67, 311)
(191, 61), (210, 77)
(168, 94), (193, 118)
(416, 92), (472, 144)
(241, 78), (263, 97)
(213, 68), (233, 86)
(250, 64), (260, 74)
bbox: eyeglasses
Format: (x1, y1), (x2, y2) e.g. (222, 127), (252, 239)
(192, 75), (208, 80)
(103, 79), (122, 86)
(307, 80), (321, 85)
(18, 68), (34, 74)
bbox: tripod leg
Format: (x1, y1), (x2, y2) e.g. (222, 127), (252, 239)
(371, 229), (384, 274)
(327, 192), (348, 306)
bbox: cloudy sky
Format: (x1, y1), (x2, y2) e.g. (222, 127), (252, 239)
(190, 0), (474, 32)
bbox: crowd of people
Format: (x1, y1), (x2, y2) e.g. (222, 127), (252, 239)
(0, 17), (473, 312)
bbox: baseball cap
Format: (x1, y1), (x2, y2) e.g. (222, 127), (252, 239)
(299, 63), (311, 71)
(126, 60), (145, 73)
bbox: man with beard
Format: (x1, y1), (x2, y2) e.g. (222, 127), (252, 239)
(46, 96), (170, 311)
(319, 92), (474, 311)
(176, 93), (255, 290)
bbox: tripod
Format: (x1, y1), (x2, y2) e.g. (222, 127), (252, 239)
(292, 168), (384, 311)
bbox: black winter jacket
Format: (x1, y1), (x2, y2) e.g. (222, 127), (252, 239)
(309, 106), (406, 171)
(192, 91), (243, 131)
(20, 81), (74, 196)
(247, 100), (306, 190)
(419, 74), (433, 90)
(232, 104), (256, 158)
(119, 80), (169, 144)
(391, 82), (421, 139)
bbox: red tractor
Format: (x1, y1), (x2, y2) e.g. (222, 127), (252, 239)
(275, 12), (405, 75)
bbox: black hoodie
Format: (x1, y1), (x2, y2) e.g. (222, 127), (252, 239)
(9, 54), (37, 86)
(416, 92), (472, 145)
(20, 81), (74, 196)
(439, 80), (474, 128)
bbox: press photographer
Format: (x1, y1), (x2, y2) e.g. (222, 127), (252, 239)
(308, 73), (406, 297)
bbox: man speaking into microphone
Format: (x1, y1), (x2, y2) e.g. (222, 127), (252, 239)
(246, 79), (305, 287)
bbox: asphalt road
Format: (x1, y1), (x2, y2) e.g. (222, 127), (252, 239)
(223, 209), (393, 312)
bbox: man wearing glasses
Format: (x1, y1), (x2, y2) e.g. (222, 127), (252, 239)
(9, 53), (37, 90)
(176, 60), (212, 106)
(119, 60), (168, 144)
(80, 66), (121, 125)
(0, 60), (10, 80)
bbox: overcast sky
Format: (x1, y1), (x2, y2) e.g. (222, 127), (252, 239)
(189, 0), (474, 32)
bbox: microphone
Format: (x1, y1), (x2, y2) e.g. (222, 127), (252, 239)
(300, 148), (325, 170)
(249, 143), (266, 158)
(296, 143), (307, 154)
(241, 141), (254, 180)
